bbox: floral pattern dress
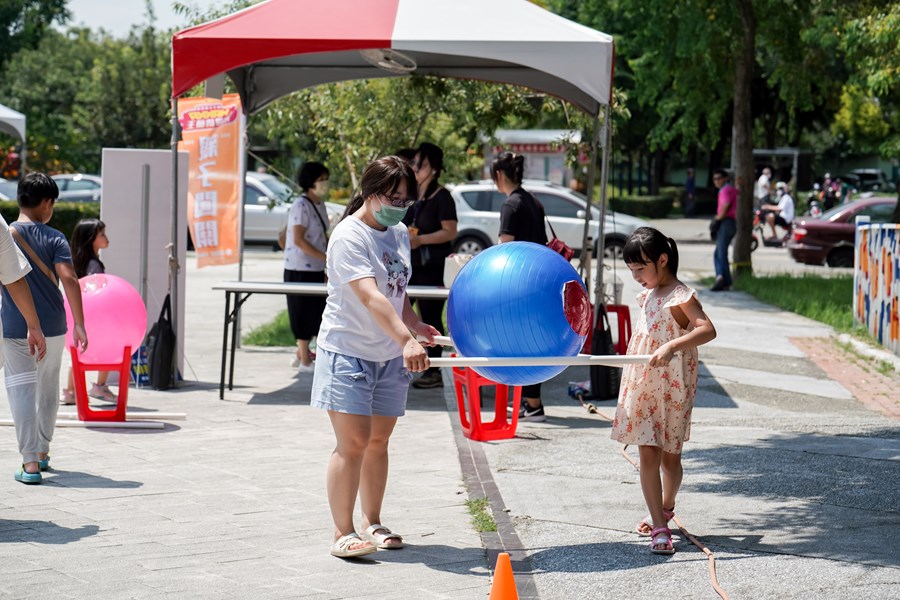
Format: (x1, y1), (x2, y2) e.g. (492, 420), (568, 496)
(610, 284), (700, 454)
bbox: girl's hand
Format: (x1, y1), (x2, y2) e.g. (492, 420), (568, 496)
(412, 321), (440, 347)
(649, 342), (675, 367)
(403, 338), (429, 372)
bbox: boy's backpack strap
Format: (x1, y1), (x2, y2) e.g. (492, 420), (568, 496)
(9, 226), (59, 286)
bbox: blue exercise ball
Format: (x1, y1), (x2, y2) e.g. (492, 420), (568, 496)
(447, 242), (591, 386)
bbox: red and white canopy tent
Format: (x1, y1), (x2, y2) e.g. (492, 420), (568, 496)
(170, 0), (616, 370)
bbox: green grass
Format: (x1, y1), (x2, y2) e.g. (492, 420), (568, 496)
(243, 310), (295, 346)
(242, 305), (449, 347)
(465, 497), (497, 533)
(730, 273), (857, 332)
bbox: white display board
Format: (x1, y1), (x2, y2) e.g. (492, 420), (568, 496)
(100, 149), (188, 375)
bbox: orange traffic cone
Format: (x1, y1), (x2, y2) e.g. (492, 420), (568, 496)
(489, 552), (519, 600)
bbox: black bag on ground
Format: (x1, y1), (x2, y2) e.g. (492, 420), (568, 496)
(146, 294), (176, 390)
(589, 305), (621, 400)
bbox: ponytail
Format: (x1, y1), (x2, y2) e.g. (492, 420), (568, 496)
(667, 237), (679, 276)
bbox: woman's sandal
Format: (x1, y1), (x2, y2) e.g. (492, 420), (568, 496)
(636, 506), (675, 536)
(330, 533), (377, 558)
(650, 527), (676, 555)
(364, 524), (404, 549)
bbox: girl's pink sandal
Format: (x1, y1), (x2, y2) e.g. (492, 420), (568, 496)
(636, 506), (675, 536)
(650, 527), (675, 555)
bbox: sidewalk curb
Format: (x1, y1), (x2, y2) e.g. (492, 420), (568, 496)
(444, 389), (540, 599)
(837, 333), (900, 372)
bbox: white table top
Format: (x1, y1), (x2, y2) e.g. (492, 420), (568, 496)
(212, 281), (450, 299)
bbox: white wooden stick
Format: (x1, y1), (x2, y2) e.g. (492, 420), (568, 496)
(57, 412), (187, 421)
(428, 354), (650, 368)
(0, 419), (165, 429)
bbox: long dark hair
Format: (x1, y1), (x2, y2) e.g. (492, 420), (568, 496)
(71, 218), (106, 278)
(415, 142), (444, 198)
(490, 151), (525, 186)
(623, 226), (679, 277)
(341, 156), (418, 221)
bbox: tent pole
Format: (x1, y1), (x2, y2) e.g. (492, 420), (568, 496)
(593, 105), (613, 328)
(579, 118), (601, 279)
(170, 96), (181, 387)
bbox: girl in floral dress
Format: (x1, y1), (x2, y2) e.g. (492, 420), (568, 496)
(611, 227), (717, 555)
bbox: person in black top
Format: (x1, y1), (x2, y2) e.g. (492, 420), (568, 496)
(404, 142), (458, 389)
(493, 151), (548, 422)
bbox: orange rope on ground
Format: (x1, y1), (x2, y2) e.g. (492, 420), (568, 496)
(576, 395), (731, 600)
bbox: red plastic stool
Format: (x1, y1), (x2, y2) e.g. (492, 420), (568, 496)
(606, 304), (633, 355)
(70, 346), (133, 422)
(451, 364), (521, 442)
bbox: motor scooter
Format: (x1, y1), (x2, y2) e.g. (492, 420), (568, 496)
(751, 208), (793, 251)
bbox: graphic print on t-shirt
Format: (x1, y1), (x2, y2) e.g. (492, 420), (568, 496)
(382, 250), (409, 298)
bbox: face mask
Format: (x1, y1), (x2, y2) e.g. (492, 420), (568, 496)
(373, 202), (408, 227)
(313, 180), (329, 197)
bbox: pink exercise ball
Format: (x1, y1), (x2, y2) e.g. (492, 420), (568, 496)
(64, 274), (147, 364)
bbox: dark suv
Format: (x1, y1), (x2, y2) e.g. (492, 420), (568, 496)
(844, 169), (895, 193)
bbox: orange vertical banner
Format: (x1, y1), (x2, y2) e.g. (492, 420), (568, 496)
(178, 94), (243, 268)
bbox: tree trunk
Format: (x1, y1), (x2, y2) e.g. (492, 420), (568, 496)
(732, 0), (756, 277)
(651, 148), (665, 195)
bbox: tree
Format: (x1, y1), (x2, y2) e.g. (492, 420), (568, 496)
(832, 1), (900, 221)
(0, 0), (68, 70)
(255, 77), (544, 191)
(0, 25), (173, 173)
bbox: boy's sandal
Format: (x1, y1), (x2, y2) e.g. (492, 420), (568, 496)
(38, 455), (50, 471)
(330, 533), (377, 558)
(650, 527), (675, 555)
(636, 506), (675, 536)
(364, 524), (404, 549)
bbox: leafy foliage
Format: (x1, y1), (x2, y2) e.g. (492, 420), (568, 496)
(0, 26), (172, 173)
(0, 0), (68, 70)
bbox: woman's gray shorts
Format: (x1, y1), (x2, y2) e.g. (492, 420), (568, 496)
(311, 349), (413, 417)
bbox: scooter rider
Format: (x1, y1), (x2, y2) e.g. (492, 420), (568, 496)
(759, 181), (795, 240)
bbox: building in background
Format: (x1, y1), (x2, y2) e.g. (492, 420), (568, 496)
(486, 129), (582, 186)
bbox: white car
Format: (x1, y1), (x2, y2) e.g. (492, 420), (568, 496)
(0, 177), (17, 200)
(51, 173), (103, 202)
(448, 180), (646, 258)
(243, 172), (343, 246)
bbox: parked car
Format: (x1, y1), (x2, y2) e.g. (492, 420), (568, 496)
(0, 178), (17, 201)
(787, 197), (898, 267)
(844, 168), (896, 193)
(243, 172), (343, 246)
(448, 180), (647, 258)
(51, 173), (102, 202)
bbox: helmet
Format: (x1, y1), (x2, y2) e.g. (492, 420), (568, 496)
(775, 181), (788, 191)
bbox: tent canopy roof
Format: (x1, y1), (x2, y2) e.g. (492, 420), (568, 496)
(171, 0), (614, 116)
(0, 104), (26, 142)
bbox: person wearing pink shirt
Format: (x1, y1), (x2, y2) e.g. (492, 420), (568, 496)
(709, 169), (737, 292)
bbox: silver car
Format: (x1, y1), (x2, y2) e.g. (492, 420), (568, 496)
(243, 172), (343, 246)
(448, 180), (646, 258)
(51, 173), (102, 202)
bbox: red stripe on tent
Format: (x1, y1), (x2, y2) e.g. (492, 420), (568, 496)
(172, 0), (399, 97)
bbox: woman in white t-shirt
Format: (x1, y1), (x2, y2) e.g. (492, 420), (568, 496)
(284, 162), (330, 372)
(311, 156), (439, 559)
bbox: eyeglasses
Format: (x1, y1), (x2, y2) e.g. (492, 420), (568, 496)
(383, 194), (417, 208)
